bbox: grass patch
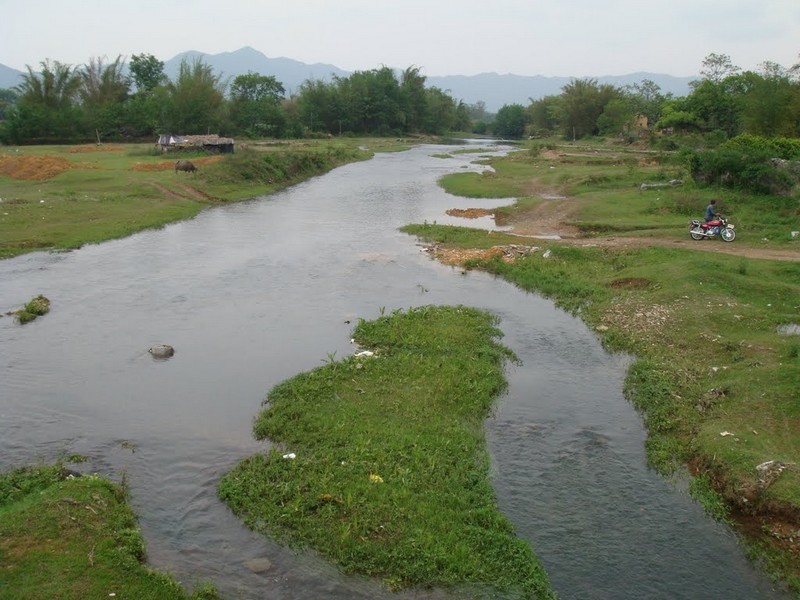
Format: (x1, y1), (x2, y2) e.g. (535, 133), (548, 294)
(219, 305), (556, 599)
(0, 464), (219, 599)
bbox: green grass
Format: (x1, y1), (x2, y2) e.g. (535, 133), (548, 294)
(0, 141), (372, 259)
(219, 306), (556, 599)
(0, 465), (219, 600)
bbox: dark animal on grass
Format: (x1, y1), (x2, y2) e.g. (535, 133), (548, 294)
(175, 160), (197, 174)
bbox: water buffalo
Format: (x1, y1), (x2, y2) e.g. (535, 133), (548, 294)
(175, 160), (197, 174)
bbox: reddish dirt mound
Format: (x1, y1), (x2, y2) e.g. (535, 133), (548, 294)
(0, 155), (76, 180)
(68, 144), (124, 153)
(446, 208), (494, 219)
(130, 156), (224, 172)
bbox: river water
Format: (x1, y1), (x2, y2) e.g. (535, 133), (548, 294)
(0, 143), (789, 599)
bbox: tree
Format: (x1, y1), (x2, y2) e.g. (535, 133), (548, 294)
(699, 53), (740, 83)
(129, 53), (165, 93)
(399, 66), (427, 132)
(559, 78), (621, 139)
(164, 58), (225, 134)
(17, 59), (82, 109)
(0, 88), (17, 120)
(6, 59), (84, 142)
(80, 56), (130, 138)
(229, 72), (286, 137)
(528, 95), (562, 134)
(738, 62), (800, 137)
(493, 103), (527, 138)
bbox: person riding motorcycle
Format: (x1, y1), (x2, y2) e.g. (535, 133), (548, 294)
(705, 199), (721, 235)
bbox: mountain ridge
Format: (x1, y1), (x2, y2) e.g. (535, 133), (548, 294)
(1, 47), (696, 111)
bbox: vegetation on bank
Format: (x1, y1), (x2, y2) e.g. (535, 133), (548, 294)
(0, 464), (219, 599)
(403, 139), (800, 590)
(219, 306), (556, 599)
(0, 139), (386, 259)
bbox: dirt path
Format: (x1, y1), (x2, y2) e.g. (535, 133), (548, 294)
(493, 196), (800, 262)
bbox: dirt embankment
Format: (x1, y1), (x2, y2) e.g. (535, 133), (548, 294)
(0, 155), (79, 180)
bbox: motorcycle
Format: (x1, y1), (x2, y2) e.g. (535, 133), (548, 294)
(689, 216), (736, 242)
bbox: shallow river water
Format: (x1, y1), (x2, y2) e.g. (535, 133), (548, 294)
(0, 143), (789, 599)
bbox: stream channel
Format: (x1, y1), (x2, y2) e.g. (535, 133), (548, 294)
(0, 143), (790, 599)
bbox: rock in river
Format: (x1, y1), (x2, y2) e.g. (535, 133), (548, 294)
(148, 344), (175, 359)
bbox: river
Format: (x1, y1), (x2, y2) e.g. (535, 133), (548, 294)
(0, 143), (788, 599)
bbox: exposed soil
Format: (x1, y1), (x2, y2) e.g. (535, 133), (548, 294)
(130, 156), (224, 172)
(68, 144), (124, 153)
(452, 194), (800, 262)
(0, 155), (78, 180)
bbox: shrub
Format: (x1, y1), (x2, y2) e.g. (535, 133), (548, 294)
(15, 294), (50, 324)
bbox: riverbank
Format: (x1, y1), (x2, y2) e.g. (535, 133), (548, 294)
(0, 464), (219, 599)
(405, 140), (800, 591)
(0, 138), (415, 259)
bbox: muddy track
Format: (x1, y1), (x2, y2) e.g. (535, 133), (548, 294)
(498, 197), (800, 262)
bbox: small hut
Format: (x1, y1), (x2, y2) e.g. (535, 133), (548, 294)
(156, 134), (235, 154)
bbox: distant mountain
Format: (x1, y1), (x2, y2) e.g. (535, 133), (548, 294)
(163, 46), (349, 95)
(0, 63), (24, 89)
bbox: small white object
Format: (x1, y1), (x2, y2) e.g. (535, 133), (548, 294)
(542, 249), (552, 259)
(282, 452), (296, 459)
(354, 350), (374, 357)
(720, 431), (734, 437)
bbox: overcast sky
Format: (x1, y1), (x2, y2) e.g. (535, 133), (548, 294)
(2, 0), (798, 77)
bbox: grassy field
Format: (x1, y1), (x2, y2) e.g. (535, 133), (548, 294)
(219, 306), (556, 599)
(0, 465), (219, 599)
(0, 138), (419, 259)
(404, 138), (800, 591)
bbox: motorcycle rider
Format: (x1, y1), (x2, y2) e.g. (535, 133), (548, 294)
(705, 199), (720, 235)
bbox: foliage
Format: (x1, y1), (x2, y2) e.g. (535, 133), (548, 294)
(685, 146), (797, 195)
(219, 305), (555, 598)
(493, 103), (527, 138)
(0, 465), (220, 599)
(15, 294), (51, 324)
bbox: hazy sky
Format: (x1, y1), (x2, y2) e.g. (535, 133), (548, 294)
(2, 0), (798, 77)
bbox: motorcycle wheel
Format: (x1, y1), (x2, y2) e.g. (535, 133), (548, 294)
(721, 227), (736, 242)
(690, 228), (704, 240)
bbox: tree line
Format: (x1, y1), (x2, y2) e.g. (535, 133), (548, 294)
(1, 52), (798, 145)
(0, 54), (473, 144)
(495, 53), (800, 141)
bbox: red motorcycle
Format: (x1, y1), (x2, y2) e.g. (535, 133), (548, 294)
(689, 216), (736, 242)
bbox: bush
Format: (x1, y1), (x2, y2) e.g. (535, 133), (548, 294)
(15, 294), (50, 324)
(686, 146), (797, 195)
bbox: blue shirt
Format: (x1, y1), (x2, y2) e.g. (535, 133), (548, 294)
(705, 204), (717, 222)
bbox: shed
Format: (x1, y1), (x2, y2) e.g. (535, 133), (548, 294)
(156, 134), (235, 154)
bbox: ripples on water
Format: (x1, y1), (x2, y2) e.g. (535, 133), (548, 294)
(0, 144), (790, 599)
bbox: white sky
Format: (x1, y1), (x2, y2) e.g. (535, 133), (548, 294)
(1, 0), (798, 77)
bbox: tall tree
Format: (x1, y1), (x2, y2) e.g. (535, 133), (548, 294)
(80, 56), (129, 138)
(493, 103), (527, 138)
(229, 72), (286, 137)
(165, 58), (225, 133)
(7, 60), (84, 142)
(17, 59), (81, 109)
(129, 53), (165, 93)
(738, 62), (800, 137)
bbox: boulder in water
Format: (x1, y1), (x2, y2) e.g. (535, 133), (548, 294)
(148, 344), (175, 359)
